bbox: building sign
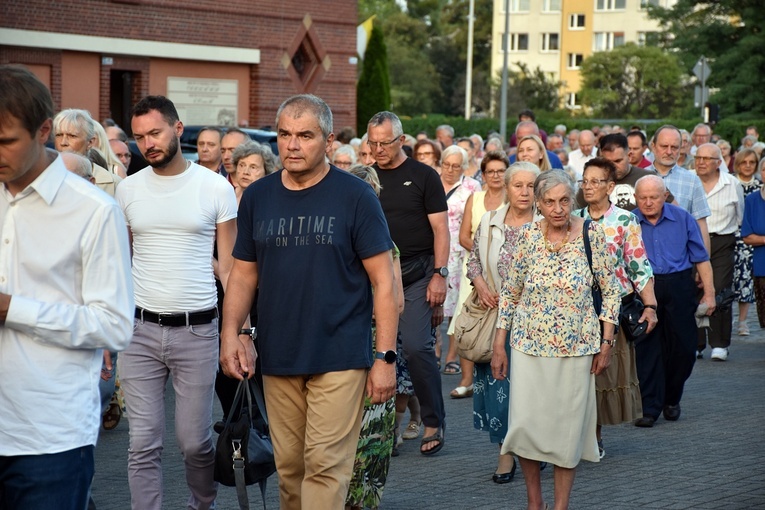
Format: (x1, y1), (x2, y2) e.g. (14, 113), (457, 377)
(167, 77), (238, 126)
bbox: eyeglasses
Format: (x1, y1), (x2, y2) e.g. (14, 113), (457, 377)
(368, 138), (400, 149)
(695, 156), (719, 164)
(417, 151), (435, 157)
(441, 163), (463, 171)
(740, 160), (757, 166)
(578, 179), (610, 188)
(483, 169), (506, 176)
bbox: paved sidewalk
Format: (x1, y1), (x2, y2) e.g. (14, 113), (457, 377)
(91, 316), (765, 509)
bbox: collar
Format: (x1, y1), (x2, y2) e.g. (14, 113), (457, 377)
(11, 152), (68, 205)
(636, 202), (679, 226)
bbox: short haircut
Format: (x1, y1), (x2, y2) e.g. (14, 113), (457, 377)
(534, 170), (575, 203)
(348, 164), (382, 197)
(518, 109), (536, 121)
(733, 148), (757, 172)
(456, 137), (474, 150)
(53, 109), (96, 143)
(231, 140), (279, 175)
(413, 139), (441, 162)
(436, 124), (454, 137)
(198, 126), (224, 141)
(635, 174), (666, 194)
(132, 95), (180, 125)
(505, 160), (541, 186)
(651, 124), (681, 145)
(692, 123), (711, 136)
(332, 144), (357, 165)
(599, 133), (628, 153)
(584, 157), (617, 182)
(276, 94), (333, 140)
(0, 66), (55, 137)
(626, 130), (647, 146)
(336, 126), (356, 144)
(368, 111), (404, 138)
(223, 127), (252, 142)
(441, 145), (469, 169)
(480, 150), (509, 172)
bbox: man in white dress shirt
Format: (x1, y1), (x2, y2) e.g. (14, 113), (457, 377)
(0, 65), (134, 510)
(568, 129), (598, 180)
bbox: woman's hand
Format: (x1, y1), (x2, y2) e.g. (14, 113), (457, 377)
(490, 330), (508, 380)
(474, 279), (499, 309)
(590, 343), (612, 375)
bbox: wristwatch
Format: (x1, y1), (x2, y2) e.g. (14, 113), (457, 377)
(643, 304), (658, 310)
(239, 327), (256, 338)
(375, 350), (398, 364)
(601, 338), (616, 347)
(434, 267), (449, 277)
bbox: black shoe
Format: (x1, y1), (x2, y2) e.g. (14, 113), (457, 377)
(492, 458), (517, 484)
(663, 404), (681, 421)
(634, 416), (656, 428)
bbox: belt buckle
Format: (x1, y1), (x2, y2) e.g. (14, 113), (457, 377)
(157, 313), (171, 326)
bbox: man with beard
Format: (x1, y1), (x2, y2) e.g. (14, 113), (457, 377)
(115, 96), (238, 510)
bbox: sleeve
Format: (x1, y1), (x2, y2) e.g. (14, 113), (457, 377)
(214, 175), (238, 223)
(685, 209), (710, 263)
(465, 222), (483, 281)
(5, 204), (135, 350)
(690, 177), (711, 220)
(232, 190), (257, 262)
(422, 167), (448, 214)
(623, 215), (654, 293)
(353, 186), (395, 260)
(741, 193), (757, 238)
(590, 222), (620, 325)
(496, 227), (529, 330)
(735, 182), (745, 227)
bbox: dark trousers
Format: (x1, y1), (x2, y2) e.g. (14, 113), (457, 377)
(399, 264), (445, 429)
(698, 233), (735, 350)
(0, 446), (94, 510)
(635, 269), (698, 419)
(756, 277), (765, 329)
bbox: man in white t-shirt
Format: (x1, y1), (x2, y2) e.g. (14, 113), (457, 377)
(115, 96), (238, 510)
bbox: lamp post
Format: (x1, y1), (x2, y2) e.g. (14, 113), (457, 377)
(499, 0), (510, 141)
(464, 0), (475, 120)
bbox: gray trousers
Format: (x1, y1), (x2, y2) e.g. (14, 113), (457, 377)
(118, 319), (219, 510)
(398, 267), (446, 429)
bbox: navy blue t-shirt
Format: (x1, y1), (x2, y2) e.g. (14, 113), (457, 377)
(233, 167), (394, 375)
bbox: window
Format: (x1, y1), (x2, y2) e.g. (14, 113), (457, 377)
(596, 0), (626, 10)
(640, 0), (660, 8)
(541, 33), (559, 52)
(569, 14), (585, 30)
(638, 31), (660, 46)
(543, 0), (561, 12)
(567, 53), (583, 69)
(510, 0), (530, 12)
(594, 32), (625, 51)
(504, 33), (528, 52)
(566, 93), (581, 110)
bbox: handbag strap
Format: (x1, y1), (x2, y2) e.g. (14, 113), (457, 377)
(582, 219), (600, 293)
(480, 209), (498, 291)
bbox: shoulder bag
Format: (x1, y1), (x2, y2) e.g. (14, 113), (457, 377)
(454, 212), (499, 363)
(214, 376), (277, 510)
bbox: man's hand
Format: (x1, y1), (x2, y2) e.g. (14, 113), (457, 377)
(701, 294), (716, 316)
(101, 351), (114, 381)
(0, 292), (10, 324)
(366, 362), (395, 404)
(431, 304), (444, 328)
(426, 275), (446, 308)
(639, 307), (658, 334)
(220, 332), (257, 380)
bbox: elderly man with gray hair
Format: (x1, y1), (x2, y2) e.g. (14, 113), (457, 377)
(632, 175), (716, 428)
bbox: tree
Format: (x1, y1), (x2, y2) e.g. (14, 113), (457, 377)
(578, 43), (687, 118)
(493, 62), (563, 117)
(648, 0), (765, 117)
(357, 25), (391, 134)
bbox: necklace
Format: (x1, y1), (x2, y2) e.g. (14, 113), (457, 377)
(544, 221), (571, 253)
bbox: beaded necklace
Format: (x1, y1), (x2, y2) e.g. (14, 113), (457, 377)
(543, 221), (572, 253)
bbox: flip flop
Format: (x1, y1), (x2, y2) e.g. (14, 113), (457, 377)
(102, 402), (122, 430)
(443, 361), (462, 375)
(450, 384), (474, 399)
(420, 426), (445, 456)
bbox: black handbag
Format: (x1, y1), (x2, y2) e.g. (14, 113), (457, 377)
(214, 377), (276, 510)
(620, 292), (647, 342)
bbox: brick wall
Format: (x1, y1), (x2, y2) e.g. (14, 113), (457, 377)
(1, 0), (359, 131)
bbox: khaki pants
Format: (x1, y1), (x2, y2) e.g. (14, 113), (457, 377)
(263, 369), (367, 510)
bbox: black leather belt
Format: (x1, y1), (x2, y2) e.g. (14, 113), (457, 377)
(135, 307), (218, 327)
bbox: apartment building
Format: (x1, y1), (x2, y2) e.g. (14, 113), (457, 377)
(491, 0), (676, 111)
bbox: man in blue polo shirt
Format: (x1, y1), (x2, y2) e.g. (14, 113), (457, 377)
(632, 175), (716, 428)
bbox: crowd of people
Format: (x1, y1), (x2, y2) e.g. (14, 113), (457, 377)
(3, 62), (765, 510)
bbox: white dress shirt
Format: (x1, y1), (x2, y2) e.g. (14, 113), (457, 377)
(568, 147), (598, 181)
(705, 171), (744, 235)
(0, 154), (134, 455)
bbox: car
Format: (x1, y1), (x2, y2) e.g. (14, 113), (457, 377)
(179, 125), (279, 160)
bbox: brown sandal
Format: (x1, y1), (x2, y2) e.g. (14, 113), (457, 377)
(103, 402), (122, 430)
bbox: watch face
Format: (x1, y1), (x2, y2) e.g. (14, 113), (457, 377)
(377, 350), (397, 363)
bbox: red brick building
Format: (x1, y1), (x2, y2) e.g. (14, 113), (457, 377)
(0, 0), (358, 133)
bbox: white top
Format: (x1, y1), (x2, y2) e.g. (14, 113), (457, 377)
(0, 154), (134, 455)
(568, 147), (598, 180)
(116, 162), (237, 312)
(705, 171), (744, 235)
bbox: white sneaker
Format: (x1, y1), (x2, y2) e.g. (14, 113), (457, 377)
(739, 323), (750, 336)
(710, 347), (729, 361)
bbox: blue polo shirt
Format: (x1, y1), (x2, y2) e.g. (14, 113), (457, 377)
(741, 191), (765, 277)
(634, 203), (709, 275)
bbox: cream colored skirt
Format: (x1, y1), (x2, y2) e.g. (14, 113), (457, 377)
(501, 349), (600, 468)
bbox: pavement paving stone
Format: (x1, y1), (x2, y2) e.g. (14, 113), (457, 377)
(91, 316), (765, 509)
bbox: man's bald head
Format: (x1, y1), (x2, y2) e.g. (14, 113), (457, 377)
(61, 152), (94, 181)
(515, 120), (539, 139)
(579, 130), (595, 156)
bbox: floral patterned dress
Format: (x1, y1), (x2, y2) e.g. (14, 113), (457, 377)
(733, 178), (762, 304)
(574, 204), (653, 424)
(465, 210), (524, 443)
(444, 175), (483, 316)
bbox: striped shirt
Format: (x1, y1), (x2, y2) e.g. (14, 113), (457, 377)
(704, 171), (744, 235)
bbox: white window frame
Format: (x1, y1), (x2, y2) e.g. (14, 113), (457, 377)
(510, 0), (530, 13)
(569, 14), (586, 30)
(593, 32), (625, 51)
(566, 92), (581, 110)
(567, 53), (583, 69)
(639, 0), (660, 9)
(541, 33), (560, 52)
(596, 0), (626, 11)
(542, 0), (561, 12)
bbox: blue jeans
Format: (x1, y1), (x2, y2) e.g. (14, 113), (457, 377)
(0, 445), (94, 510)
(118, 319), (219, 510)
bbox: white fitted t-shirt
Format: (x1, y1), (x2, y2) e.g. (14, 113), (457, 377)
(116, 162), (237, 312)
